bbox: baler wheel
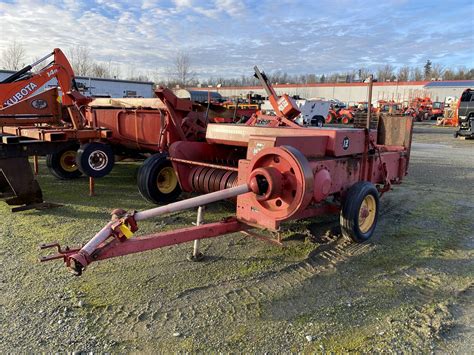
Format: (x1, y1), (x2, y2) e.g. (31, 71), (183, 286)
(46, 146), (83, 180)
(340, 181), (379, 242)
(137, 153), (182, 204)
(77, 142), (115, 178)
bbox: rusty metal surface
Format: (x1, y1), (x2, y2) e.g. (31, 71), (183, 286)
(84, 89), (213, 153)
(169, 141), (245, 192)
(169, 157), (238, 171)
(88, 97), (167, 109)
(377, 115), (413, 148)
(205, 123), (377, 157)
(1, 125), (111, 142)
(189, 166), (238, 193)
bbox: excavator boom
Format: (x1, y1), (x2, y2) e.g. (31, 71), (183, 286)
(0, 48), (87, 108)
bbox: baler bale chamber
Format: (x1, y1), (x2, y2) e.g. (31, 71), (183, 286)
(171, 115), (413, 234)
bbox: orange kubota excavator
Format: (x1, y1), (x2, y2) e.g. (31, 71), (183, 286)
(0, 49), (112, 211)
(0, 48), (91, 127)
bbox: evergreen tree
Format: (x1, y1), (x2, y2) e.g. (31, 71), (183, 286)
(424, 60), (432, 80)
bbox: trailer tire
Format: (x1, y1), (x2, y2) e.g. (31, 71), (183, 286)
(46, 146), (83, 180)
(77, 142), (115, 178)
(311, 115), (325, 127)
(137, 153), (182, 204)
(340, 181), (379, 243)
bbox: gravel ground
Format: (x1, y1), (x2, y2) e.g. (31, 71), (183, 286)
(0, 122), (472, 352)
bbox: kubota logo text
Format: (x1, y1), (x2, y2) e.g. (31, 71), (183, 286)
(4, 82), (38, 106)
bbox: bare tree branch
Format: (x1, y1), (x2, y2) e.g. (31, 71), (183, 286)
(67, 46), (92, 76)
(376, 64), (395, 82)
(397, 66), (410, 81)
(1, 41), (26, 70)
(172, 52), (195, 87)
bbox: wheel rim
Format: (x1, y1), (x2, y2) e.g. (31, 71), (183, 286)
(156, 167), (178, 194)
(358, 194), (377, 233)
(88, 150), (108, 171)
(60, 151), (78, 172)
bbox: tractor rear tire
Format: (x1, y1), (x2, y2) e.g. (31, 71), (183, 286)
(340, 181), (379, 242)
(137, 153), (182, 205)
(326, 112), (336, 124)
(46, 146), (83, 180)
(77, 142), (115, 178)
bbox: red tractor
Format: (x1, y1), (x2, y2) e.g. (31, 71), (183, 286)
(404, 97), (433, 121)
(326, 103), (355, 124)
(430, 101), (445, 119)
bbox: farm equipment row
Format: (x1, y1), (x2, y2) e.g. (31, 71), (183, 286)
(0, 49), (115, 210)
(0, 49), (304, 211)
(325, 97), (447, 126)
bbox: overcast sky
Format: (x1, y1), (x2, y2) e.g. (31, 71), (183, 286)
(0, 0), (473, 79)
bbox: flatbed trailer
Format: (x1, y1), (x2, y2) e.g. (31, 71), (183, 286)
(0, 126), (110, 211)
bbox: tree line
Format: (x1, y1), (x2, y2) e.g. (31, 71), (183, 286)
(196, 62), (474, 88)
(1, 42), (473, 87)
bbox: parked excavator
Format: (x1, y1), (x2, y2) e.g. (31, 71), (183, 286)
(0, 49), (112, 211)
(0, 48), (91, 126)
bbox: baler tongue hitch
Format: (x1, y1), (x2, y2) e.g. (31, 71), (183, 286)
(39, 184), (251, 275)
(39, 242), (82, 274)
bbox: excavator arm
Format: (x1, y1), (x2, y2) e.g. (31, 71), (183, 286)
(0, 48), (88, 107)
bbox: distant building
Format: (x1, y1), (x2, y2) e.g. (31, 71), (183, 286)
(423, 80), (474, 102)
(188, 80), (474, 104)
(0, 70), (155, 98)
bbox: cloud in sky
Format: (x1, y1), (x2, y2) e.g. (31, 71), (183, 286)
(0, 0), (473, 79)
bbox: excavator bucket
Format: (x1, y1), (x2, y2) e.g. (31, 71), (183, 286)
(0, 156), (53, 212)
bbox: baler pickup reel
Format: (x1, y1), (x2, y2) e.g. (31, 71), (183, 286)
(40, 116), (413, 276)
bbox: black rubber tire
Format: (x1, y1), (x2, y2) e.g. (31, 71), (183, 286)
(46, 146), (83, 180)
(77, 142), (115, 178)
(312, 115), (325, 127)
(340, 181), (380, 243)
(137, 153), (182, 205)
